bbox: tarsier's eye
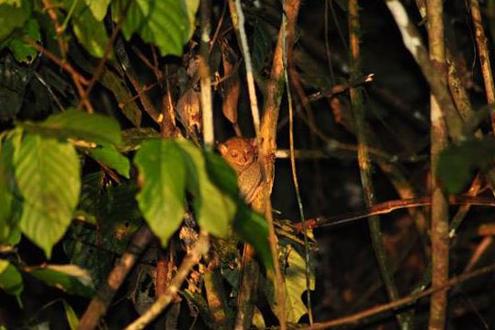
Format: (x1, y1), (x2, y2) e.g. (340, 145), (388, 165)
(230, 150), (239, 158)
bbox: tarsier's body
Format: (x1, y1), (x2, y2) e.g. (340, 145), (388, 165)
(219, 137), (264, 204)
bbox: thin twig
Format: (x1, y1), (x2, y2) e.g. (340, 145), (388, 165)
(78, 1), (131, 110)
(256, 2), (302, 329)
(385, 0), (464, 142)
(27, 40), (93, 112)
(294, 196), (495, 231)
(283, 11), (313, 324)
(125, 232), (209, 330)
(348, 1), (412, 328)
(470, 0), (495, 130)
(200, 0), (214, 146)
(227, 0), (261, 136)
(41, 0), (68, 57)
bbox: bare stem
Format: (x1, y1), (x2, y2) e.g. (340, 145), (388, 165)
(427, 0), (450, 328)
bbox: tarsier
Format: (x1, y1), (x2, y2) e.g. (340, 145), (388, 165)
(218, 137), (264, 204)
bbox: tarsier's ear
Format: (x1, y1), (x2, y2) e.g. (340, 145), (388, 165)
(218, 143), (228, 155)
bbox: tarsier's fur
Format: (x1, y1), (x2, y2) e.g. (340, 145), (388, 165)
(218, 137), (264, 204)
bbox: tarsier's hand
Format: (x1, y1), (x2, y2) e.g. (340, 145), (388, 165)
(218, 137), (264, 204)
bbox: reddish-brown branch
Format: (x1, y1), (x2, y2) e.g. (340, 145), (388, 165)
(470, 0), (495, 132)
(27, 40), (93, 112)
(78, 227), (155, 329)
(294, 196), (495, 232)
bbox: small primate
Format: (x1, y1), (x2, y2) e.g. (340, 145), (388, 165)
(218, 137), (264, 204)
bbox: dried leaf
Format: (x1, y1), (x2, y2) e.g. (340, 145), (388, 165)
(221, 49), (240, 125)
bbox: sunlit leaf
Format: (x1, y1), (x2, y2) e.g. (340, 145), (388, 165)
(62, 300), (79, 330)
(21, 109), (122, 146)
(284, 246), (315, 323)
(84, 0), (111, 21)
(113, 0), (199, 56)
(26, 264), (94, 297)
(134, 139), (186, 246)
(179, 141), (236, 238)
(89, 144), (130, 178)
(14, 134), (80, 257)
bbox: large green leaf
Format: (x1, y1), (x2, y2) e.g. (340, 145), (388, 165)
(21, 109), (122, 146)
(438, 137), (495, 194)
(113, 0), (199, 56)
(14, 134), (81, 257)
(0, 259), (23, 299)
(26, 264), (94, 297)
(179, 141), (236, 238)
(0, 0), (30, 42)
(89, 144), (130, 178)
(134, 139), (187, 246)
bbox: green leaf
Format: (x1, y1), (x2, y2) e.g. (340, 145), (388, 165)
(21, 109), (122, 146)
(89, 144), (130, 178)
(134, 139), (186, 246)
(72, 6), (109, 58)
(62, 300), (79, 330)
(14, 134), (81, 257)
(204, 151), (239, 197)
(84, 0), (111, 21)
(5, 18), (40, 63)
(284, 246), (315, 323)
(179, 141), (237, 238)
(0, 259), (23, 299)
(113, 0), (199, 56)
(26, 264), (94, 297)
(0, 0), (30, 42)
(233, 204), (272, 269)
(437, 137), (495, 194)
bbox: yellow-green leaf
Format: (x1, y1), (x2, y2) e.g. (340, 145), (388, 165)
(14, 134), (80, 257)
(134, 139), (187, 246)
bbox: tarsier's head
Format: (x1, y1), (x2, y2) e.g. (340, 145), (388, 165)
(218, 137), (257, 172)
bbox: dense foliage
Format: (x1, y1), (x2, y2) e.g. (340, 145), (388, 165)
(1, 0), (495, 329)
